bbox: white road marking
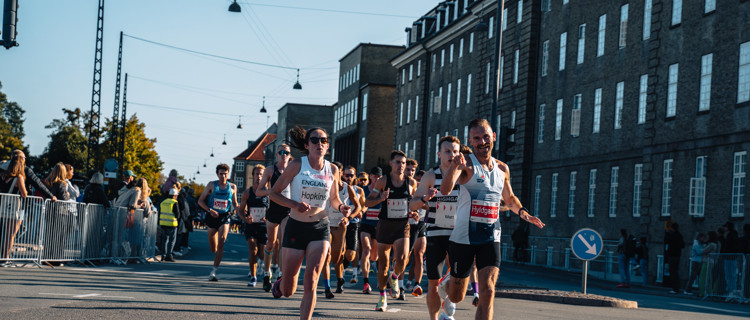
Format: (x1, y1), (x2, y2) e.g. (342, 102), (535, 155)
(349, 307), (424, 314)
(73, 293), (101, 298)
(40, 293), (134, 299)
(671, 302), (749, 315)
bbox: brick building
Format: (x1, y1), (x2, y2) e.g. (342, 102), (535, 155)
(273, 103), (334, 160)
(231, 124), (277, 192)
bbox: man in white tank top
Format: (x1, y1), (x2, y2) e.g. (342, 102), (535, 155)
(438, 119), (545, 320)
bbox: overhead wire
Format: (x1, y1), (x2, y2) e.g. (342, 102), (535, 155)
(237, 2), (419, 19)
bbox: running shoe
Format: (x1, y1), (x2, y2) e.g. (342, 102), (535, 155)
(263, 275), (271, 292)
(442, 299), (457, 317)
(248, 271), (253, 278)
(271, 278), (282, 299)
(375, 295), (387, 312)
(438, 312), (455, 320)
(397, 289), (407, 301)
(438, 274), (450, 299)
(412, 285), (423, 297)
(405, 280), (414, 292)
(248, 276), (257, 287)
(335, 278), (345, 294)
(362, 283), (372, 294)
(0, 261), (12, 268)
(472, 295), (479, 307)
(388, 273), (399, 298)
(325, 287), (335, 299)
(350, 269), (358, 283)
(208, 269), (218, 282)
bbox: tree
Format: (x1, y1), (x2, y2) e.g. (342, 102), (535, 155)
(0, 81), (28, 159)
(36, 108), (88, 175)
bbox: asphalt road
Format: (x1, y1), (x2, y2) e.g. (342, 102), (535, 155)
(1, 229), (749, 319)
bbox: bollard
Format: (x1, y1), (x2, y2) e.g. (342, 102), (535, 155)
(564, 248), (570, 270)
(547, 246), (554, 267)
(530, 245), (536, 265)
(656, 254), (664, 284)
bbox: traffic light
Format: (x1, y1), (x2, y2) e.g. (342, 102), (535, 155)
(1, 0), (19, 49)
(499, 125), (516, 162)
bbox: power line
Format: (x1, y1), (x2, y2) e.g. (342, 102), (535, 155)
(128, 75), (332, 100)
(240, 2), (418, 19)
(129, 101), (240, 117)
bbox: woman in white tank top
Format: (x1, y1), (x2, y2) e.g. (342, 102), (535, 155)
(268, 126), (351, 320)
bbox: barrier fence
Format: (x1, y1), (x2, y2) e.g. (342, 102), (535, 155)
(0, 193), (157, 267)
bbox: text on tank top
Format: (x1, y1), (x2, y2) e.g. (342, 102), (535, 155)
(451, 154), (505, 245)
(209, 181), (233, 213)
(246, 187), (269, 223)
(427, 167), (459, 232)
(362, 186), (380, 223)
(290, 156), (333, 210)
(379, 174), (412, 220)
(327, 182), (349, 221)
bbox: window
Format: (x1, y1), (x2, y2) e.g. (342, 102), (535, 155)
(632, 163), (643, 217)
(415, 96), (419, 121)
(456, 79), (462, 108)
(417, 59), (421, 77)
(705, 0), (716, 13)
(486, 62), (492, 94)
(362, 93), (368, 120)
(459, 38), (464, 58)
(555, 99), (563, 140)
(615, 81), (624, 129)
(492, 15), (497, 37)
(609, 166), (619, 217)
(435, 133), (440, 165)
(401, 68), (405, 85)
(568, 171), (577, 217)
(667, 63), (679, 117)
(432, 53), (436, 72)
(662, 159), (673, 216)
(499, 56), (505, 89)
(399, 102), (404, 126)
(510, 111), (516, 143)
(559, 32), (567, 71)
(638, 75), (647, 124)
(542, 0), (550, 12)
(672, 0), (682, 25)
(495, 114), (502, 151)
(407, 99), (411, 124)
(513, 49), (519, 84)
(738, 42), (750, 103)
(619, 4), (628, 49)
(441, 49), (445, 67)
(469, 32), (474, 53)
(551, 173), (558, 217)
(700, 54), (713, 111)
(577, 24), (585, 64)
(426, 136), (431, 165)
(235, 161), (245, 172)
(571, 94), (581, 137)
(463, 126), (469, 147)
(466, 74), (472, 104)
(409, 64), (413, 81)
(438, 87), (443, 113)
(446, 83), (452, 111)
(356, 64), (360, 81)
(236, 177), (244, 189)
(689, 156), (707, 217)
(593, 88), (602, 133)
(563, 0), (568, 4)
(360, 137), (366, 165)
(538, 104), (545, 144)
(517, 0), (523, 24)
(542, 40), (549, 76)
(588, 169), (597, 217)
(643, 0), (652, 40)
(732, 152), (746, 217)
(450, 44), (454, 63)
(412, 139), (416, 158)
(535, 175), (542, 217)
(597, 14), (606, 57)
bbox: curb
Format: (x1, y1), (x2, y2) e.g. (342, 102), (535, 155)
(498, 289), (638, 309)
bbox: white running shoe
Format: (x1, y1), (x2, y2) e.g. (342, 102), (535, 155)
(208, 269), (218, 282)
(438, 275), (450, 299)
(442, 298), (457, 317)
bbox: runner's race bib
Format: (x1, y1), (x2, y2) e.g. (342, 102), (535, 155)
(387, 199), (408, 219)
(410, 209), (426, 224)
(470, 199), (499, 224)
(248, 207), (265, 223)
(212, 199), (228, 211)
(366, 208), (380, 221)
(301, 186), (328, 208)
(435, 202), (457, 229)
(328, 205), (345, 222)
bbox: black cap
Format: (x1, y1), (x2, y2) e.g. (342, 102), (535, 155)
(369, 166), (383, 176)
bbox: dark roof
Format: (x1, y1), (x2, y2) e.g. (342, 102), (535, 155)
(234, 133), (276, 161)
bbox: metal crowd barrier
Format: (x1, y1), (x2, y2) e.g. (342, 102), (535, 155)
(0, 193), (158, 267)
(702, 253), (748, 302)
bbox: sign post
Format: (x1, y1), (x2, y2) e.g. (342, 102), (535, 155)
(570, 228), (603, 294)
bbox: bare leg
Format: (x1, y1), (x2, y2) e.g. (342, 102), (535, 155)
(391, 237), (410, 276)
(264, 221), (280, 275)
(412, 236), (426, 287)
(377, 244), (393, 291)
(330, 226), (347, 282)
(279, 247), (304, 297)
(475, 266), (499, 320)
(207, 228), (219, 253)
(299, 240), (330, 320)
(427, 279), (442, 320)
(212, 224), (230, 268)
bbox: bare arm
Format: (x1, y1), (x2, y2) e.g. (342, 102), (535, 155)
(363, 177), (389, 207)
(231, 183), (239, 215)
(269, 159), (306, 212)
(255, 166), (274, 197)
(327, 166), (351, 219)
(346, 184), (361, 219)
(17, 175), (28, 198)
(238, 189), (252, 223)
(409, 171), (438, 211)
(198, 181), (217, 218)
(499, 160), (545, 229)
(440, 153), (471, 196)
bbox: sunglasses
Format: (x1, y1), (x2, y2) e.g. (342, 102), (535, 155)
(278, 150), (290, 156)
(343, 174), (355, 178)
(358, 178), (369, 181)
(309, 137), (329, 144)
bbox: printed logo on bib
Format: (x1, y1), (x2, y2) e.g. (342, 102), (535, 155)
(301, 186), (328, 208)
(212, 199), (228, 211)
(366, 208), (380, 221)
(386, 199), (408, 219)
(248, 207), (265, 222)
(434, 202), (457, 229)
(470, 199), (499, 224)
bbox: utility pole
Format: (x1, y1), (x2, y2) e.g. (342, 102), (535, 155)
(86, 0), (104, 175)
(119, 73), (127, 173)
(111, 31), (123, 172)
(1, 0), (19, 49)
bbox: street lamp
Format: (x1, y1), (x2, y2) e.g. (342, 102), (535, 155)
(222, 134), (227, 145)
(237, 115), (243, 129)
(293, 69), (302, 90)
(260, 96), (267, 113)
(228, 0), (241, 13)
(210, 148), (215, 157)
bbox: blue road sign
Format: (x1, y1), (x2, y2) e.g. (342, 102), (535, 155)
(570, 228), (603, 261)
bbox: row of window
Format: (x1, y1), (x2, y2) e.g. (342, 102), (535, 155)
(339, 64), (360, 92)
(532, 152), (746, 219)
(334, 98), (358, 133)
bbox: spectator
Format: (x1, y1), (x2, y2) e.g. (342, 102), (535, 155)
(158, 186), (181, 262)
(0, 150), (28, 266)
(684, 233), (706, 295)
(161, 169), (179, 196)
(64, 164), (80, 201)
(664, 222), (684, 294)
(635, 237), (648, 286)
(82, 172), (110, 207)
(698, 231), (719, 297)
(617, 229), (636, 288)
(175, 187), (193, 255)
(117, 170), (136, 197)
(722, 222), (741, 295)
(740, 224), (750, 254)
(43, 163), (71, 263)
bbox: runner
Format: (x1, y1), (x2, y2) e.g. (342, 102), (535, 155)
(364, 150), (419, 311)
(269, 126), (351, 320)
(438, 119), (545, 320)
(402, 158), (426, 300)
(343, 166), (366, 285)
(238, 164), (269, 287)
(358, 168), (382, 294)
(256, 144), (293, 291)
(197, 163), (239, 282)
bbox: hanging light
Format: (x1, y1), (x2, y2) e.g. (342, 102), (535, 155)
(228, 0), (241, 12)
(293, 69), (302, 90)
(210, 148), (214, 157)
(222, 134), (227, 145)
(197, 167), (201, 174)
(203, 160), (207, 168)
(237, 115), (243, 129)
(260, 96), (267, 113)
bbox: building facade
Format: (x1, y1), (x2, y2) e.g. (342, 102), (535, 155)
(231, 124), (277, 192)
(273, 103), (334, 160)
(332, 43), (403, 171)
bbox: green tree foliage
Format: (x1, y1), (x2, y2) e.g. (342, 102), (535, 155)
(37, 108), (88, 174)
(0, 81), (28, 159)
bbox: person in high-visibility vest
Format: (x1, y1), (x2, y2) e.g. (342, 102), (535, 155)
(160, 186), (182, 262)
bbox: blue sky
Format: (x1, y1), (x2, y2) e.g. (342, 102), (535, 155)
(0, 0), (435, 180)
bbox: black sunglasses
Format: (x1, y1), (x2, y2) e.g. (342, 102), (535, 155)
(278, 150), (290, 156)
(343, 174), (355, 178)
(309, 137), (329, 144)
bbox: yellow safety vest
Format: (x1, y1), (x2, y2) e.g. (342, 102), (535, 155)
(159, 198), (179, 227)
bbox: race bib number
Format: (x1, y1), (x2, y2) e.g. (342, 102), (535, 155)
(470, 200), (499, 224)
(212, 199), (228, 211)
(248, 207), (265, 222)
(434, 202), (457, 229)
(301, 186), (328, 208)
(386, 199), (408, 219)
(366, 208), (380, 221)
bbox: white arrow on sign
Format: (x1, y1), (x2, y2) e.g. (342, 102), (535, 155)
(577, 234), (597, 255)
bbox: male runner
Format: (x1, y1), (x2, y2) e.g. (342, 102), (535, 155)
(256, 144), (292, 291)
(364, 151), (419, 311)
(341, 166), (365, 286)
(322, 162), (360, 298)
(439, 119), (545, 320)
(401, 158), (426, 299)
(198, 163), (239, 281)
(359, 168), (382, 294)
(238, 164), (269, 287)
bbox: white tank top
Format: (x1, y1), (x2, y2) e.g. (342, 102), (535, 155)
(290, 156), (334, 212)
(450, 154), (505, 245)
(327, 182), (349, 222)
